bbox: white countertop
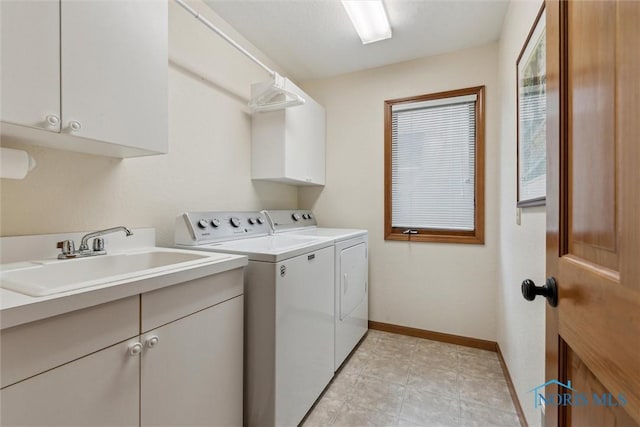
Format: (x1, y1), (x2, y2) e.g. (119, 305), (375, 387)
(0, 228), (247, 330)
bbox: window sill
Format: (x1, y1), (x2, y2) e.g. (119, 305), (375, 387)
(385, 232), (484, 245)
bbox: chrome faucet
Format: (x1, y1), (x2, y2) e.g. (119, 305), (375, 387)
(57, 226), (133, 259)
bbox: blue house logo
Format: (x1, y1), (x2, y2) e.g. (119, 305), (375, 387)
(529, 379), (576, 408)
(529, 379), (626, 409)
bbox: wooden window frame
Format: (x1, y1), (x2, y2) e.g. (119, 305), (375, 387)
(384, 86), (485, 244)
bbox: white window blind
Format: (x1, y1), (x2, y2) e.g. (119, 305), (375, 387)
(391, 94), (477, 231)
(518, 85), (546, 201)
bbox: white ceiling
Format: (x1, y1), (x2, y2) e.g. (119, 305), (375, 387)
(204, 0), (510, 82)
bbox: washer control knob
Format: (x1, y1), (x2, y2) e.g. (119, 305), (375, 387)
(292, 213), (301, 221)
(302, 214), (309, 220)
(197, 219), (208, 229)
(211, 219), (220, 227)
(256, 217), (264, 225)
(248, 218), (256, 225)
(230, 217), (241, 228)
(307, 213), (313, 219)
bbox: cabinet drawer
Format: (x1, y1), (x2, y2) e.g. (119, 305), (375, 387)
(1, 296), (139, 388)
(141, 268), (243, 332)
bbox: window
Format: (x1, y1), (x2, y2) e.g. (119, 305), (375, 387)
(384, 86), (485, 244)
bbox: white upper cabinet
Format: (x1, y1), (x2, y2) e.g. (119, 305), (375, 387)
(60, 1), (167, 154)
(0, 1), (61, 132)
(251, 80), (326, 186)
(0, 0), (168, 158)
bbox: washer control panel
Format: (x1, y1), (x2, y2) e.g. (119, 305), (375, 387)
(264, 210), (317, 232)
(175, 211), (269, 245)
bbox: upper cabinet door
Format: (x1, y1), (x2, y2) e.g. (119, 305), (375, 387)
(60, 0), (168, 152)
(0, 1), (60, 132)
(251, 79), (326, 186)
(284, 84), (326, 185)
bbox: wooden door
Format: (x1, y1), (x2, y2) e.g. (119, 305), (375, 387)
(545, 1), (640, 426)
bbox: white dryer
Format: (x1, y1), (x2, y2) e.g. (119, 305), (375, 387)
(175, 211), (335, 427)
(264, 210), (369, 371)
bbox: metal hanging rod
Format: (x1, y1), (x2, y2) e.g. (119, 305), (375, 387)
(174, 0), (276, 77)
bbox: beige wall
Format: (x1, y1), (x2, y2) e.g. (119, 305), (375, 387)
(496, 1), (546, 426)
(0, 1), (297, 245)
(300, 43), (500, 341)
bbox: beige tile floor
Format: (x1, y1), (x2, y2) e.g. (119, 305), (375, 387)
(302, 330), (521, 427)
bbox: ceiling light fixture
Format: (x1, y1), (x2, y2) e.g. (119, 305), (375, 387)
(341, 0), (392, 45)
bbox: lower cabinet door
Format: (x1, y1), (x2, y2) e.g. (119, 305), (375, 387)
(140, 295), (244, 427)
(0, 339), (140, 427)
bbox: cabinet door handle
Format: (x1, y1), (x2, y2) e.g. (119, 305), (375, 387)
(145, 335), (160, 349)
(45, 114), (60, 128)
(128, 342), (143, 356)
(68, 120), (82, 132)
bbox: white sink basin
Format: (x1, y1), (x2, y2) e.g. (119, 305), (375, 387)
(0, 249), (230, 297)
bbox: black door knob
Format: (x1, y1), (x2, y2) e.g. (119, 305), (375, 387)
(521, 277), (558, 307)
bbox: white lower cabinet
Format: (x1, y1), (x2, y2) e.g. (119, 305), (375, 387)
(141, 295), (243, 427)
(0, 270), (244, 426)
(0, 338), (140, 426)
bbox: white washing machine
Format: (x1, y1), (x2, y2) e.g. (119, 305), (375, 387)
(175, 211), (335, 427)
(264, 210), (369, 371)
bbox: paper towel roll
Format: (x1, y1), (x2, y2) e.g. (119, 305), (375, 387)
(0, 147), (36, 179)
